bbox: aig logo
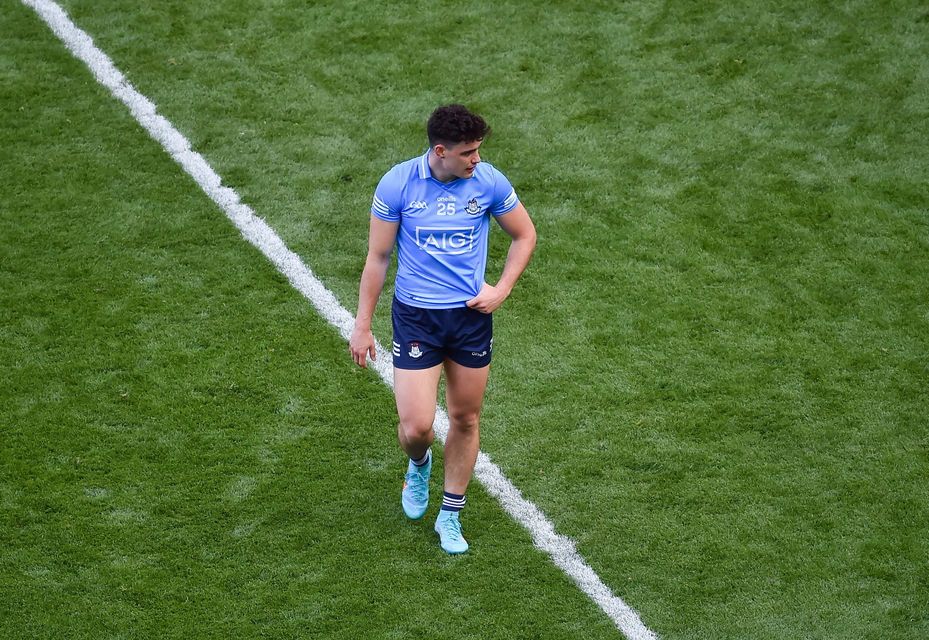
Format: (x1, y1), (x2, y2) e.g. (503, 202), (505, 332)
(415, 226), (475, 255)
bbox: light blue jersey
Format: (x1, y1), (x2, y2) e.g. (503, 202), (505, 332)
(371, 150), (520, 308)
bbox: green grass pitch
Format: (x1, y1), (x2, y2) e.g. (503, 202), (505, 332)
(2, 1), (928, 638)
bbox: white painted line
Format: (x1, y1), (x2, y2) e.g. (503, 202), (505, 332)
(21, 2), (658, 638)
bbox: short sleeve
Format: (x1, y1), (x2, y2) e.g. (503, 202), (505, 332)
(371, 167), (403, 222)
(488, 166), (520, 216)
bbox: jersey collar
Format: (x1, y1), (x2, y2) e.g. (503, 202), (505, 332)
(418, 149), (430, 180)
(419, 148), (466, 185)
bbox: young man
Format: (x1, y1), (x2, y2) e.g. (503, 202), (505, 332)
(349, 104), (536, 554)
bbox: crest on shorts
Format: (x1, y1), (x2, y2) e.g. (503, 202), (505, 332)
(465, 198), (482, 215)
(408, 342), (423, 359)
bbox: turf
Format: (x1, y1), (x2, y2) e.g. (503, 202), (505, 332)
(0, 5), (619, 638)
(3, 0), (929, 638)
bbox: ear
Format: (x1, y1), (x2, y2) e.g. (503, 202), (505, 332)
(433, 143), (447, 159)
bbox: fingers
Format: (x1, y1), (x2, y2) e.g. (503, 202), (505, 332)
(467, 294), (498, 314)
(349, 340), (378, 368)
(467, 282), (490, 308)
(466, 296), (491, 313)
(349, 327), (375, 368)
(349, 344), (367, 368)
(466, 292), (488, 310)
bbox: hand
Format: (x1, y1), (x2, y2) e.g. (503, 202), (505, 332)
(349, 325), (376, 368)
(465, 282), (509, 314)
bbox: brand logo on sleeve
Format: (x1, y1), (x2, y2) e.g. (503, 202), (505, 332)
(415, 226), (475, 255)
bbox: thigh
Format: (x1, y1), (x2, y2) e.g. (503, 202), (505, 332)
(443, 359), (490, 418)
(394, 364), (443, 427)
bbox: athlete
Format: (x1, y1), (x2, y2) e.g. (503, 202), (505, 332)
(349, 104), (536, 554)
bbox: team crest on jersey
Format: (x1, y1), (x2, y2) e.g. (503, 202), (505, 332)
(408, 342), (423, 359)
(465, 198), (482, 215)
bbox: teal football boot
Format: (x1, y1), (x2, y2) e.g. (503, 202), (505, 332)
(434, 509), (469, 554)
(401, 455), (430, 519)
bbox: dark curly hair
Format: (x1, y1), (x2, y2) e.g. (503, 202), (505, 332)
(427, 104), (491, 147)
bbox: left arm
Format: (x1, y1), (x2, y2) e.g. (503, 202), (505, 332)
(466, 202), (537, 314)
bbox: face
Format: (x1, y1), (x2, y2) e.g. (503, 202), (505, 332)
(435, 139), (483, 179)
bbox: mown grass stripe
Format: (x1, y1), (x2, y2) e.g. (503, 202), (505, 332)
(20, 1), (657, 637)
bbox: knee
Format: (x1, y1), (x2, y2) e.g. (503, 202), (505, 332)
(399, 416), (434, 442)
(448, 410), (480, 432)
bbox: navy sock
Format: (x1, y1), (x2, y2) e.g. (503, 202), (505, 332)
(441, 491), (466, 512)
(410, 450), (431, 467)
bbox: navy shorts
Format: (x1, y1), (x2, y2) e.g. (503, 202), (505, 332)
(392, 297), (493, 369)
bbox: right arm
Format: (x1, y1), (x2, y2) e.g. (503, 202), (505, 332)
(349, 216), (399, 368)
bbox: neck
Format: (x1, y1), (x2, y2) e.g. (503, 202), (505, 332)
(427, 149), (456, 183)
